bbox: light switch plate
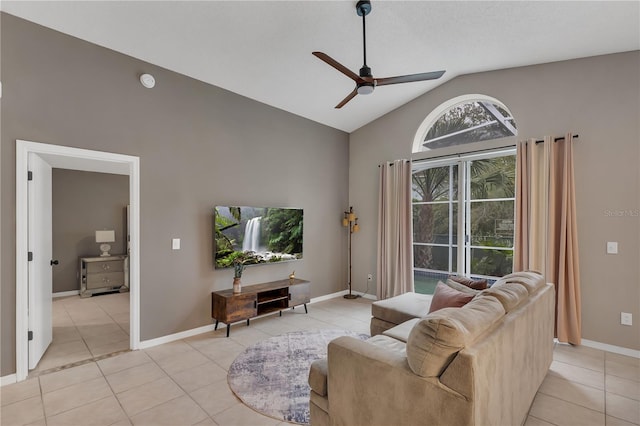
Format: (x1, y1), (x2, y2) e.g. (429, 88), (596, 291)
(172, 238), (180, 250)
(607, 242), (618, 254)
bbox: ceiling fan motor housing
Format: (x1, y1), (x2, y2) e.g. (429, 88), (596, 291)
(359, 65), (372, 78)
(358, 64), (375, 95)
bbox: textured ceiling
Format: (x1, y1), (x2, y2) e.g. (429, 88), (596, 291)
(2, 1), (639, 132)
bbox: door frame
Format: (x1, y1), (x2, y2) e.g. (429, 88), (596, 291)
(16, 140), (141, 382)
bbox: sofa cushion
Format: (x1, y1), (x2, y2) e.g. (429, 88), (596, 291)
(485, 280), (529, 312)
(445, 279), (481, 295)
(448, 275), (488, 290)
(497, 271), (545, 294)
(367, 334), (407, 356)
(371, 292), (433, 326)
(382, 318), (420, 342)
(406, 296), (505, 378)
(310, 390), (329, 413)
(371, 317), (400, 336)
(309, 358), (328, 396)
(428, 282), (475, 313)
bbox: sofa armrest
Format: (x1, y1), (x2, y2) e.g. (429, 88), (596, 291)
(309, 358), (328, 396)
(327, 336), (472, 426)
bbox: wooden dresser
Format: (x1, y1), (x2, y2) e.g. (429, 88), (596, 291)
(211, 278), (310, 336)
(79, 255), (128, 297)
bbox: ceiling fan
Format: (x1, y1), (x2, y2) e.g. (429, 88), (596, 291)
(313, 0), (445, 109)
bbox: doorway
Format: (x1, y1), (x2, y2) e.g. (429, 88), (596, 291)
(15, 140), (140, 382)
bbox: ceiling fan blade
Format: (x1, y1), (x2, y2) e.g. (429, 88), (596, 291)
(313, 52), (363, 83)
(335, 89), (358, 109)
(375, 70), (446, 86)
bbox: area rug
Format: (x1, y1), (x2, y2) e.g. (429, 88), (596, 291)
(227, 329), (368, 424)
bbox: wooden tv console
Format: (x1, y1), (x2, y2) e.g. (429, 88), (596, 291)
(211, 278), (310, 337)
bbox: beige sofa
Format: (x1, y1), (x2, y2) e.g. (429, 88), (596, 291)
(308, 272), (554, 426)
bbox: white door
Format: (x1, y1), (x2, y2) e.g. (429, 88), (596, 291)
(28, 153), (53, 369)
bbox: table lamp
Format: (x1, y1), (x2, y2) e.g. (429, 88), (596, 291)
(95, 230), (115, 257)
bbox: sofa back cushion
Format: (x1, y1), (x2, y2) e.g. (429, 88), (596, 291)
(406, 296), (505, 377)
(495, 271), (545, 294)
(481, 282), (529, 312)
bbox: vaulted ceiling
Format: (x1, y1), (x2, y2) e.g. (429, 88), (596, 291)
(2, 1), (639, 132)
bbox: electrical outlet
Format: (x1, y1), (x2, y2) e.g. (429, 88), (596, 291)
(621, 312), (633, 326)
(607, 242), (618, 254)
(367, 274), (373, 282)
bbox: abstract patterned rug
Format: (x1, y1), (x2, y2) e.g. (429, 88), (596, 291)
(227, 329), (369, 424)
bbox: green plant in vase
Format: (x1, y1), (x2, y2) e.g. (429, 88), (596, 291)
(232, 251), (259, 293)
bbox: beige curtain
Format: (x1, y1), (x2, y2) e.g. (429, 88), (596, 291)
(377, 159), (414, 299)
(514, 134), (581, 344)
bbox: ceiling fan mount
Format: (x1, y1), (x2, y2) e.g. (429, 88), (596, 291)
(313, 0), (445, 108)
(356, 0), (372, 17)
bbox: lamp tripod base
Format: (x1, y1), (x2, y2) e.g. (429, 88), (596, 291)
(343, 293), (360, 299)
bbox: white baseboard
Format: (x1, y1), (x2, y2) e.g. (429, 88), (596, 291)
(53, 290), (80, 298)
(139, 290), (359, 350)
(309, 290), (347, 303)
(139, 323), (217, 350)
(310, 289), (377, 302)
(357, 292), (377, 300)
(581, 339), (640, 359)
(1, 374), (17, 387)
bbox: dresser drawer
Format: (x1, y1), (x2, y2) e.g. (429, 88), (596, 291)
(86, 272), (124, 289)
(86, 260), (124, 274)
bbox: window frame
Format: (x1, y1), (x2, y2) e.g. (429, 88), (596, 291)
(412, 94), (517, 154)
(412, 148), (516, 284)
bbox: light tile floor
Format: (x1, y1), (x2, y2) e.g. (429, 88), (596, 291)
(31, 292), (131, 374)
(2, 296), (638, 426)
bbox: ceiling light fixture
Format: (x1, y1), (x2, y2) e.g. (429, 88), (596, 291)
(357, 82), (375, 95)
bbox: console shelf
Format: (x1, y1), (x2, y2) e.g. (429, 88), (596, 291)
(211, 278), (310, 337)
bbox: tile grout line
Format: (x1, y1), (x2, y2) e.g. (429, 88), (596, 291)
(536, 387), (606, 415)
(41, 294), (131, 374)
(121, 346), (209, 424)
(528, 413), (561, 426)
(165, 339), (232, 424)
(37, 373), (48, 426)
(45, 394), (115, 424)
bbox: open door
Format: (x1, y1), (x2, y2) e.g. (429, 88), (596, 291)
(27, 153), (53, 369)
(16, 140), (140, 382)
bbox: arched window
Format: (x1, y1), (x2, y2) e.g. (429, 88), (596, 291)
(411, 95), (517, 294)
(413, 95), (517, 153)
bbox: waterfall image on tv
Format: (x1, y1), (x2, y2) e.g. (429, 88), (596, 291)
(214, 206), (303, 269)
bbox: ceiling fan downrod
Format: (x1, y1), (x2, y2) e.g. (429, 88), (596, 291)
(356, 0), (374, 93)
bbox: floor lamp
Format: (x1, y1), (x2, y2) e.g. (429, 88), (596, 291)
(342, 206), (360, 299)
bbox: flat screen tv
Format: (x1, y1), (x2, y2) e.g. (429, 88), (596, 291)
(214, 206), (303, 269)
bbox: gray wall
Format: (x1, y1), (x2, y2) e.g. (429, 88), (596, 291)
(52, 169), (129, 293)
(1, 14), (349, 376)
(349, 51), (640, 351)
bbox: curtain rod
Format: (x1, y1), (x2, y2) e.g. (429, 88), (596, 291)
(535, 134), (579, 144)
(406, 145), (516, 163)
(378, 160), (411, 167)
(383, 134), (579, 166)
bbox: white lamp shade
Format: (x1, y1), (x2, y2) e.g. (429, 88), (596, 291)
(95, 230), (115, 243)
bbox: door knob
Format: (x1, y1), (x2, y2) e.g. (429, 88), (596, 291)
(50, 259), (59, 266)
